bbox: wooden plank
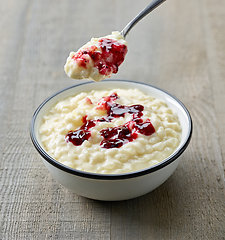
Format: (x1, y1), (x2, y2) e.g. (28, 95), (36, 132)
(0, 0), (224, 239)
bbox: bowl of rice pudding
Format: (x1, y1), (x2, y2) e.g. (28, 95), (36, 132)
(30, 80), (192, 201)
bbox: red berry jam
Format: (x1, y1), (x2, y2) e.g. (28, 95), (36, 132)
(65, 93), (155, 148)
(65, 116), (96, 146)
(72, 38), (128, 76)
(65, 129), (91, 146)
(100, 123), (138, 149)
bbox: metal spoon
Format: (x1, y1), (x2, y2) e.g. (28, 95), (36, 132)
(121, 0), (167, 38)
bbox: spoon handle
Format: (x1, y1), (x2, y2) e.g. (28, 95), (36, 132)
(121, 0), (166, 38)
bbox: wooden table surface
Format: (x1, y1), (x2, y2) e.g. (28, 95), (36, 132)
(1, 0), (225, 239)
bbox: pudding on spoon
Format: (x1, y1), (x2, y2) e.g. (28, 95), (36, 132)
(64, 0), (166, 82)
(64, 31), (128, 82)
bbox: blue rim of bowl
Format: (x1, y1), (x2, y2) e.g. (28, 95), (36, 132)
(30, 79), (192, 180)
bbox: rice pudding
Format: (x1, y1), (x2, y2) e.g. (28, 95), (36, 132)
(64, 31), (128, 82)
(39, 88), (182, 174)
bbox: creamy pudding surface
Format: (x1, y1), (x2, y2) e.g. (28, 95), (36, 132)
(39, 89), (182, 174)
(64, 31), (128, 82)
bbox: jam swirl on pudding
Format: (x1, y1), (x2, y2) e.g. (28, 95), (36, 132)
(66, 93), (155, 149)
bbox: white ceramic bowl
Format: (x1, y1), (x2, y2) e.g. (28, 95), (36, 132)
(30, 80), (192, 201)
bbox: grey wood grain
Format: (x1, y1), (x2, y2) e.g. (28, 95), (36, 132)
(0, 0), (224, 239)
